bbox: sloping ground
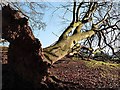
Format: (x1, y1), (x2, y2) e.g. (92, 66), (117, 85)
(2, 57), (120, 89)
(49, 58), (120, 89)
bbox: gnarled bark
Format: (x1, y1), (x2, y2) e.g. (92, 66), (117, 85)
(43, 22), (95, 64)
(2, 5), (49, 88)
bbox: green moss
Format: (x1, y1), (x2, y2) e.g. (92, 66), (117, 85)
(82, 60), (119, 79)
(83, 60), (120, 68)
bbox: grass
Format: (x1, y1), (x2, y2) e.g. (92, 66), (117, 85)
(70, 56), (120, 69)
(84, 59), (120, 68)
(76, 59), (120, 81)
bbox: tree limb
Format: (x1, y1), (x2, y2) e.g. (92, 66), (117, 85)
(72, 0), (76, 23)
(82, 2), (98, 23)
(76, 2), (83, 22)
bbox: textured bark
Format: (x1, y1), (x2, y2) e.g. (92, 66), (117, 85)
(2, 5), (49, 88)
(43, 22), (95, 64)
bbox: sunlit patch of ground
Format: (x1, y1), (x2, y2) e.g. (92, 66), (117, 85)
(49, 58), (120, 89)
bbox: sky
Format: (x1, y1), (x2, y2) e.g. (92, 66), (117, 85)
(33, 2), (72, 48)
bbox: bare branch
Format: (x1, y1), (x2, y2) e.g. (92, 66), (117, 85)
(101, 30), (115, 55)
(93, 3), (113, 29)
(82, 2), (98, 23)
(72, 0), (76, 23)
(76, 2), (83, 22)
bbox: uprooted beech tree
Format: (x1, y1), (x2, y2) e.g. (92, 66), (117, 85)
(43, 2), (119, 63)
(2, 1), (120, 88)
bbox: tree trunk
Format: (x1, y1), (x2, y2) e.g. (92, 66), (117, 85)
(43, 22), (95, 64)
(2, 5), (49, 88)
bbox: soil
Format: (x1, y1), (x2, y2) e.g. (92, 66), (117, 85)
(2, 57), (120, 90)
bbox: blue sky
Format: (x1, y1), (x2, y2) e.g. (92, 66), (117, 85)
(1, 2), (72, 47)
(34, 2), (72, 48)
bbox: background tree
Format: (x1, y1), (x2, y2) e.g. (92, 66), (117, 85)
(43, 1), (120, 64)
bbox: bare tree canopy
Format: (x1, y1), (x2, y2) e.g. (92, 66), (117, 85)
(43, 1), (120, 63)
(1, 1), (120, 63)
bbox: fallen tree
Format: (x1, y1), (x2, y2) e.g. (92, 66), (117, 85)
(2, 1), (120, 88)
(43, 2), (119, 64)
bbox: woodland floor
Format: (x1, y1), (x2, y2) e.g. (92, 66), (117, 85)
(2, 57), (120, 90)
